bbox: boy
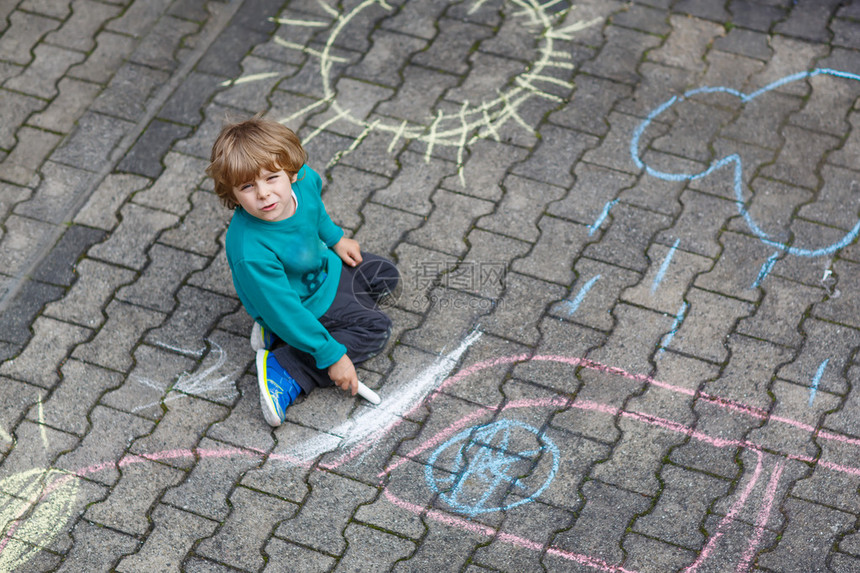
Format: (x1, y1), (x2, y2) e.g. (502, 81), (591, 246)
(207, 114), (398, 427)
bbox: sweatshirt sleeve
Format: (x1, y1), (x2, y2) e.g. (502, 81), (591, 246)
(233, 255), (346, 369)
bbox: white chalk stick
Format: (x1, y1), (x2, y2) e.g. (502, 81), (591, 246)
(356, 381), (381, 405)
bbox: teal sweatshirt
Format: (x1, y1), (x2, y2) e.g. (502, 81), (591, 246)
(225, 165), (346, 369)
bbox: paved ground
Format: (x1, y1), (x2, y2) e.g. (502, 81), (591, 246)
(2, 0), (860, 571)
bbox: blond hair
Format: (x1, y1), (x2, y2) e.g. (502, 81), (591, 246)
(207, 113), (308, 209)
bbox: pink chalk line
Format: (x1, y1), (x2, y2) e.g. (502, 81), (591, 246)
(3, 354), (856, 571)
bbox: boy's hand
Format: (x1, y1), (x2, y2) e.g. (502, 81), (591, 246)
(333, 237), (362, 267)
(328, 354), (359, 395)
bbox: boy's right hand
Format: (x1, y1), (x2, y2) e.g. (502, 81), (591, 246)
(328, 354), (359, 395)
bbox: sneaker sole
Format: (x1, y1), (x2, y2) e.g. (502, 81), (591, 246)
(256, 350), (282, 427)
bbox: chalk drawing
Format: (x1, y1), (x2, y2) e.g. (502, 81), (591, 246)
(652, 238), (680, 294)
(425, 419), (559, 517)
(282, 329), (482, 466)
(809, 358), (829, 406)
(558, 274), (600, 316)
(630, 68), (860, 285)
(268, 0), (603, 182)
(133, 340), (241, 412)
(588, 199), (618, 236)
(656, 300), (688, 357)
(5, 349), (860, 571)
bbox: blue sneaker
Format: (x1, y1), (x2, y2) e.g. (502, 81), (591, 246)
(256, 349), (301, 427)
(250, 322), (275, 351)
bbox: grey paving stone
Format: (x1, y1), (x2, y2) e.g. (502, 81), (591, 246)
(0, 316), (90, 389)
(749, 379), (841, 456)
(131, 392), (231, 470)
(375, 65), (459, 125)
(692, 231), (779, 300)
(88, 202), (179, 269)
(774, 0), (841, 43)
(262, 537), (336, 573)
(116, 244), (208, 312)
(794, 436), (860, 515)
(130, 14), (199, 71)
(822, 364), (860, 437)
(757, 497), (854, 572)
(160, 437), (261, 521)
(0, 10), (60, 66)
(118, 121), (194, 179)
(754, 35), (828, 96)
(19, 0), (71, 19)
(728, 0), (787, 32)
(634, 464), (730, 547)
(159, 190), (231, 257)
(513, 125), (598, 188)
(51, 111), (135, 173)
(36, 359), (122, 436)
(0, 280), (65, 352)
(550, 480), (652, 567)
(144, 287), (238, 357)
(673, 0), (730, 21)
(0, 375), (41, 453)
(611, 3), (670, 36)
(114, 503), (218, 572)
(106, 0), (173, 37)
(196, 485), (297, 570)
(206, 373), (275, 453)
(85, 457), (186, 536)
(186, 241), (237, 298)
(54, 520), (139, 573)
(580, 25), (661, 85)
(480, 272), (567, 346)
(14, 161), (95, 224)
(158, 71), (225, 125)
(582, 202), (673, 273)
(0, 90), (47, 150)
(477, 174), (565, 243)
(73, 173), (151, 231)
(622, 533), (697, 573)
(71, 299), (166, 372)
(0, 126), (61, 186)
(45, 0), (122, 52)
(391, 520), (483, 573)
(195, 0), (279, 78)
(713, 27), (774, 61)
(552, 257), (641, 332)
(100, 342), (197, 419)
(43, 258), (136, 328)
(472, 503), (574, 572)
(551, 75), (632, 138)
(91, 63), (170, 123)
(322, 164), (388, 231)
(406, 189), (494, 257)
(54, 405), (154, 485)
(67, 30), (137, 84)
(32, 224), (106, 287)
(512, 215), (590, 286)
(668, 288), (755, 364)
(621, 242), (712, 315)
(777, 317), (859, 395)
(0, 214), (54, 279)
(370, 151), (451, 216)
(735, 275), (822, 348)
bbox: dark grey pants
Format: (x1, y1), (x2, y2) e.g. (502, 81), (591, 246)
(271, 253), (399, 394)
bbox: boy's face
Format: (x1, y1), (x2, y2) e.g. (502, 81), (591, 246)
(233, 168), (299, 222)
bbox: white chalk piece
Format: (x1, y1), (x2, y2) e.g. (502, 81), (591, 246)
(356, 381), (381, 405)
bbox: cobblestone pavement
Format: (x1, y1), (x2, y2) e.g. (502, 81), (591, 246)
(2, 0), (860, 571)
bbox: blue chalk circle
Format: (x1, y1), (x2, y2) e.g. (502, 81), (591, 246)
(631, 68), (860, 263)
(425, 420), (559, 517)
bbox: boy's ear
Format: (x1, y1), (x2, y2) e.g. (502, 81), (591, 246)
(290, 173), (298, 183)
